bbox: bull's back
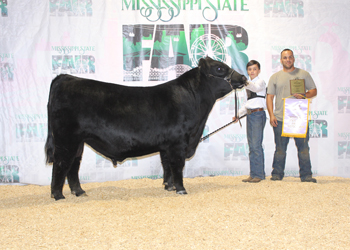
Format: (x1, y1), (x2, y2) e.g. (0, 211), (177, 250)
(50, 75), (152, 121)
(49, 74), (200, 125)
(47, 74), (203, 158)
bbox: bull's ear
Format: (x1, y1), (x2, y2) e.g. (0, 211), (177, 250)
(198, 57), (210, 72)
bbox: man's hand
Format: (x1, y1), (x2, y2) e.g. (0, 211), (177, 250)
(266, 94), (277, 127)
(270, 114), (278, 127)
(293, 89), (317, 99)
(293, 93), (305, 99)
(232, 117), (239, 123)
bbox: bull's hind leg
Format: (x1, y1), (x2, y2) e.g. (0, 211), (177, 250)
(51, 157), (73, 200)
(51, 143), (81, 200)
(51, 160), (68, 200)
(67, 143), (86, 197)
(160, 151), (175, 191)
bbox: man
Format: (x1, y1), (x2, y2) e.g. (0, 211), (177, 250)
(266, 49), (317, 182)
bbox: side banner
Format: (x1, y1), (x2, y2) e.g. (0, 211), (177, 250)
(282, 98), (310, 138)
(1, 1), (350, 185)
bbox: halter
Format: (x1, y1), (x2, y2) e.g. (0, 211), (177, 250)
(206, 69), (235, 87)
(206, 69), (246, 90)
(204, 68), (245, 133)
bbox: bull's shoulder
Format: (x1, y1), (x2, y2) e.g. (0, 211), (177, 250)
(52, 74), (79, 83)
(50, 74), (123, 91)
(176, 68), (200, 86)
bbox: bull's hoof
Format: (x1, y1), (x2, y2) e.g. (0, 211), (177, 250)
(71, 190), (87, 197)
(165, 185), (175, 191)
(51, 193), (65, 201)
(176, 190), (187, 195)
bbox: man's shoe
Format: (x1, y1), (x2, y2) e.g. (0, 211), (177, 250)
(301, 177), (317, 183)
(242, 176), (253, 182)
(248, 177), (262, 183)
(270, 175), (282, 181)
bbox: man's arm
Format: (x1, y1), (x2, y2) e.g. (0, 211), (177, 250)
(266, 94), (278, 127)
(306, 88), (317, 98)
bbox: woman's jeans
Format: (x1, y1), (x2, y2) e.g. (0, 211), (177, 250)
(271, 121), (313, 180)
(247, 111), (266, 179)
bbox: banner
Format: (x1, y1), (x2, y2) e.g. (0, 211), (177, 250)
(1, 1), (350, 185)
(282, 98), (310, 138)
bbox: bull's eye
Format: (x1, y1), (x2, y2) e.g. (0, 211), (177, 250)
(216, 67), (227, 75)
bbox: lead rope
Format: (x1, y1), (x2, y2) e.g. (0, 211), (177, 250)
(200, 88), (245, 143)
(235, 89), (242, 127)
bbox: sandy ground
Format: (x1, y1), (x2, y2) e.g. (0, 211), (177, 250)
(1, 176), (350, 249)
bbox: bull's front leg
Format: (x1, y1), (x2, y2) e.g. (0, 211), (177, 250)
(66, 144), (86, 197)
(160, 151), (175, 191)
(166, 148), (187, 195)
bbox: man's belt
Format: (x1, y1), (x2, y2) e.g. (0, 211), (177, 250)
(247, 108), (264, 115)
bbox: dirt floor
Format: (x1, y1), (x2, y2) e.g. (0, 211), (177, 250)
(1, 176), (350, 249)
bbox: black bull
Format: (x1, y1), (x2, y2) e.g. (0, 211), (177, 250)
(45, 57), (247, 200)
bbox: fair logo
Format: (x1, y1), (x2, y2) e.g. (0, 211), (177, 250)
(15, 114), (48, 142)
(224, 133), (247, 142)
(78, 175), (91, 181)
(123, 24), (249, 82)
(203, 169), (243, 176)
(0, 156), (19, 183)
(309, 120), (328, 138)
(51, 46), (96, 77)
(224, 143), (248, 161)
(122, 0), (249, 22)
(50, 0), (92, 16)
(309, 111), (328, 138)
(220, 93), (245, 115)
(202, 125), (209, 143)
(338, 141), (350, 159)
(264, 0), (304, 17)
(338, 87), (350, 113)
(338, 87), (350, 95)
(285, 169), (318, 177)
(131, 174), (162, 180)
(338, 96), (350, 114)
(1, 0), (8, 17)
(0, 53), (14, 82)
(338, 133), (350, 159)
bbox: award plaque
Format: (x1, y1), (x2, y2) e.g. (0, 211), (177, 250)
(290, 79), (306, 95)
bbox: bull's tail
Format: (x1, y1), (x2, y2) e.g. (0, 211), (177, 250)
(45, 118), (54, 164)
(45, 76), (59, 164)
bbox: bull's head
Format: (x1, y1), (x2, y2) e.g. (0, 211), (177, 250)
(198, 56), (247, 89)
(198, 57), (248, 122)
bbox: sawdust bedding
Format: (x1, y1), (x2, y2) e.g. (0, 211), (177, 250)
(1, 175), (350, 249)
